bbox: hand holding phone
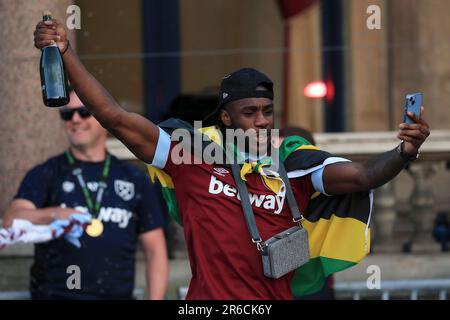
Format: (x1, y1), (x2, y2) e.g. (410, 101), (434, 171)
(404, 93), (423, 124)
(398, 92), (430, 160)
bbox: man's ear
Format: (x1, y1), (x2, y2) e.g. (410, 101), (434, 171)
(220, 109), (232, 127)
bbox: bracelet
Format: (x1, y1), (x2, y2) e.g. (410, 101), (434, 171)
(396, 140), (419, 162)
(62, 40), (70, 55)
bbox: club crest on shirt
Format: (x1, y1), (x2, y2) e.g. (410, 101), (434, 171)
(62, 181), (75, 193)
(114, 180), (135, 201)
(213, 167), (229, 177)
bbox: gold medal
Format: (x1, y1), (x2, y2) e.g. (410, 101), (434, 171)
(86, 218), (104, 237)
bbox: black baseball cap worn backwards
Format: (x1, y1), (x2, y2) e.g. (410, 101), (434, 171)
(205, 68), (274, 122)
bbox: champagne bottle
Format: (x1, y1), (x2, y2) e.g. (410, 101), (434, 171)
(39, 11), (70, 107)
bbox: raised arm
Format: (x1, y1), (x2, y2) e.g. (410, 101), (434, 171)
(321, 107), (430, 195)
(34, 17), (159, 163)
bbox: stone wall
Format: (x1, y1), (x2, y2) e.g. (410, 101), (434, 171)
(0, 0), (74, 217)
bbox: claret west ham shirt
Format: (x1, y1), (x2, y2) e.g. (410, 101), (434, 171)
(151, 127), (326, 299)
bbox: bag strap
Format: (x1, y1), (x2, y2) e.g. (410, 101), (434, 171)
(230, 162), (263, 245)
(230, 159), (304, 250)
(277, 160), (304, 224)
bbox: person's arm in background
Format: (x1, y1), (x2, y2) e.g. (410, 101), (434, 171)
(34, 17), (160, 164)
(139, 228), (168, 300)
(135, 171), (169, 300)
(2, 199), (80, 228)
(3, 161), (82, 228)
(320, 108), (430, 195)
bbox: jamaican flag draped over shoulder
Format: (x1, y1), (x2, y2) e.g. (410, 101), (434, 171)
(147, 119), (372, 297)
(281, 136), (373, 297)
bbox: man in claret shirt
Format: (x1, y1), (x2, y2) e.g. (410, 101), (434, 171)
(34, 18), (430, 299)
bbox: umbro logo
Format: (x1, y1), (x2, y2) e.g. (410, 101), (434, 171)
(213, 167), (229, 177)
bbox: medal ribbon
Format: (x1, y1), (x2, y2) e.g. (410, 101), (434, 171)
(65, 150), (111, 218)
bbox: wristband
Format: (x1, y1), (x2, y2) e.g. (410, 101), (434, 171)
(396, 140), (419, 162)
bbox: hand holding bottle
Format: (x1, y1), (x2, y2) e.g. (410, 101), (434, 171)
(34, 11), (68, 53)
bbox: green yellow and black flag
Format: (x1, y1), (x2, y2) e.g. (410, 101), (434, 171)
(147, 119), (372, 297)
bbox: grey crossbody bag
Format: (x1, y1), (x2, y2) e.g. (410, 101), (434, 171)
(230, 160), (310, 279)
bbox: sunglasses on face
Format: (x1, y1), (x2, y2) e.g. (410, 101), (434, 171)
(59, 107), (92, 121)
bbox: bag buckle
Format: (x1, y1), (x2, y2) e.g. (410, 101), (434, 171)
(293, 215), (304, 227)
(252, 238), (264, 252)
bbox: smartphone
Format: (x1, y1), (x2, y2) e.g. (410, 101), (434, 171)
(404, 93), (423, 124)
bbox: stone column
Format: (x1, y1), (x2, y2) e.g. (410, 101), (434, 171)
(0, 1), (73, 217)
(407, 162), (445, 252)
(388, 0), (450, 130)
(346, 0), (389, 132)
(373, 182), (402, 252)
(285, 2), (323, 132)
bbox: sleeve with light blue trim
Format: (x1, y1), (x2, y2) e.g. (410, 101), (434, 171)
(150, 127), (171, 169)
(311, 167), (328, 195)
(311, 157), (352, 196)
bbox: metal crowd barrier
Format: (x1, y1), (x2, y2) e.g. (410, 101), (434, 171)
(3, 280), (450, 300)
(177, 279), (450, 300)
(334, 279), (450, 300)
